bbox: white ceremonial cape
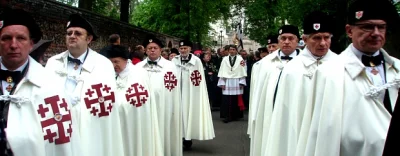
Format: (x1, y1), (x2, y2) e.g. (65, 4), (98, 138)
(1, 56), (81, 156)
(115, 63), (163, 156)
(172, 54), (215, 140)
(300, 44), (399, 156)
(249, 49), (299, 156)
(218, 55), (247, 78)
(45, 49), (124, 156)
(262, 47), (338, 156)
(247, 58), (263, 136)
(137, 57), (182, 156)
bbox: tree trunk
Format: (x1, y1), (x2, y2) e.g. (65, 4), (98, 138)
(78, 0), (93, 11)
(120, 0), (130, 22)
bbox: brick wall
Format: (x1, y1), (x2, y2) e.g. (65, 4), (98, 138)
(4, 0), (181, 58)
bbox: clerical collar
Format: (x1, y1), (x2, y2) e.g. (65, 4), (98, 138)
(0, 58), (29, 72)
(68, 50), (88, 64)
(351, 44), (380, 62)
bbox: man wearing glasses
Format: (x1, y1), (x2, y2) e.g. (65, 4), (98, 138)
(45, 14), (124, 156)
(299, 0), (400, 155)
(248, 25), (301, 156)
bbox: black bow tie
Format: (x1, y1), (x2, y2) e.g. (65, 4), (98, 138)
(68, 57), (82, 65)
(0, 70), (22, 84)
(148, 61), (157, 65)
(281, 56), (293, 60)
(361, 54), (383, 67)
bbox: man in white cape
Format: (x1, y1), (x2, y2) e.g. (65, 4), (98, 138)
(249, 25), (301, 156)
(0, 9), (81, 156)
(171, 40), (215, 149)
(136, 36), (182, 156)
(262, 11), (338, 156)
(300, 0), (400, 155)
(217, 44), (247, 123)
(247, 34), (279, 136)
(45, 14), (124, 156)
(103, 45), (163, 156)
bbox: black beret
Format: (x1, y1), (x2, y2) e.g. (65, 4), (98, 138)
(347, 0), (396, 25)
(170, 48), (180, 55)
(0, 9), (42, 44)
(278, 25), (300, 40)
(303, 11), (334, 34)
(267, 34), (278, 44)
(258, 47), (268, 53)
(142, 35), (164, 48)
(179, 39), (192, 47)
(105, 45), (129, 59)
(67, 14), (98, 41)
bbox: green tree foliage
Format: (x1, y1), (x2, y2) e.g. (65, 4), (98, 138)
(244, 0), (340, 46)
(131, 0), (233, 48)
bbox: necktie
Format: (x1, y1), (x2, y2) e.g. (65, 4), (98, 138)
(147, 61), (157, 65)
(68, 56), (82, 65)
(361, 54), (383, 67)
(281, 56), (293, 60)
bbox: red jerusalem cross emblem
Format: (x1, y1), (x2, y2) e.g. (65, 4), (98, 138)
(190, 70), (202, 86)
(125, 83), (149, 107)
(240, 60), (246, 66)
(313, 23), (320, 31)
(355, 11), (363, 19)
(84, 83), (115, 117)
(37, 95), (72, 145)
(164, 71), (177, 91)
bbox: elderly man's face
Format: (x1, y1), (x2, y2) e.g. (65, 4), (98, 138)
(303, 32), (332, 57)
(346, 20), (386, 54)
(179, 46), (191, 57)
(278, 33), (299, 55)
(0, 25), (33, 69)
(110, 57), (127, 74)
(66, 27), (93, 51)
(267, 43), (279, 53)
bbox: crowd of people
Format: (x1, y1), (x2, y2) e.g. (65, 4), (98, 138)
(1, 0), (400, 155)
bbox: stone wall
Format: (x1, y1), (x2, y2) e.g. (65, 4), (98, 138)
(5, 0), (181, 56)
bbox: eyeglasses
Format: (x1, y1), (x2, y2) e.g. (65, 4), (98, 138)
(354, 23), (387, 32)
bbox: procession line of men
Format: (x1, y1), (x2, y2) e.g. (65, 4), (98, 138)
(248, 0), (400, 155)
(0, 8), (215, 156)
